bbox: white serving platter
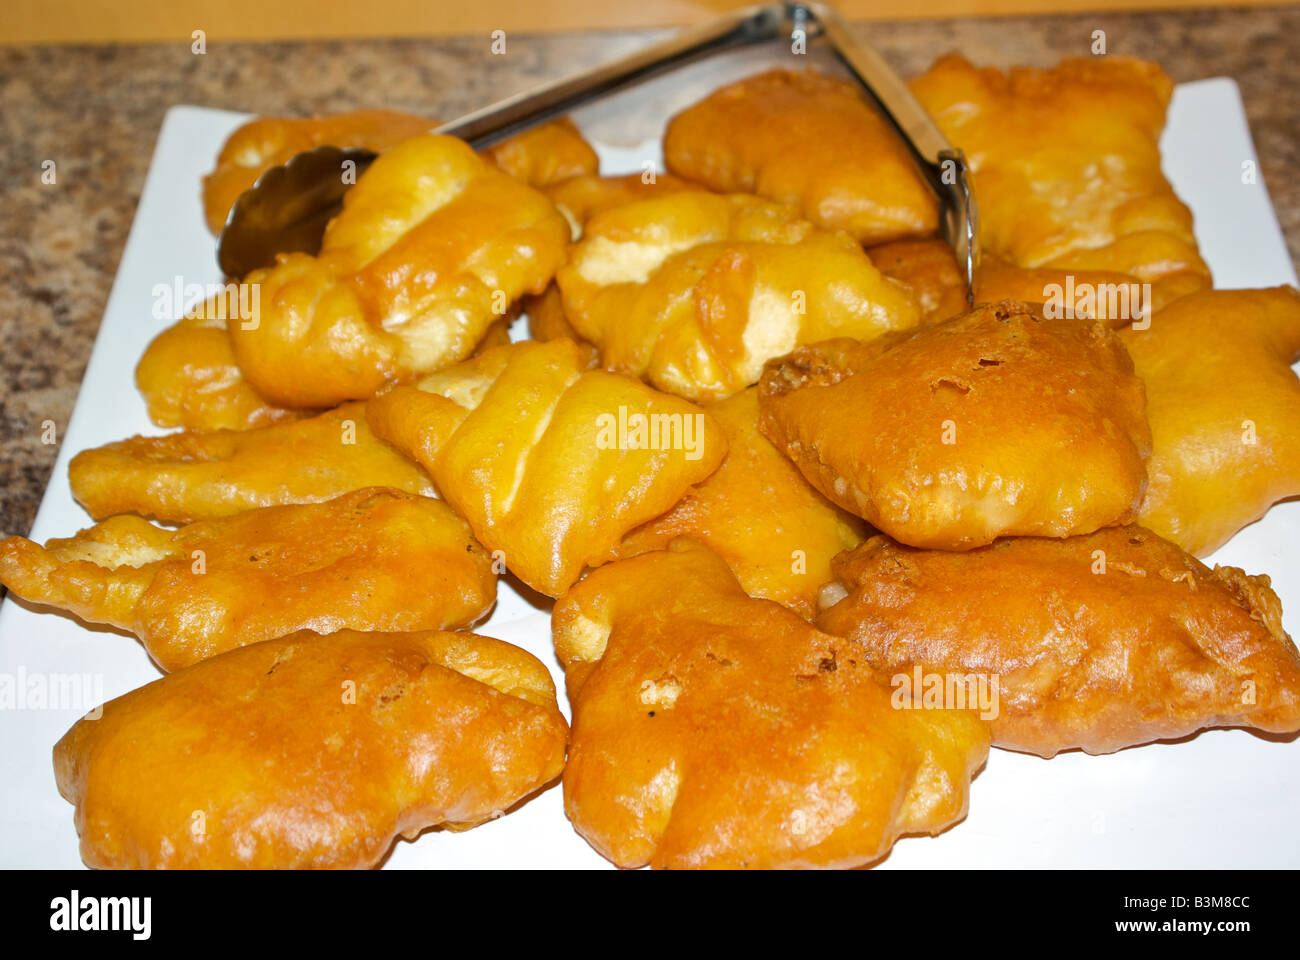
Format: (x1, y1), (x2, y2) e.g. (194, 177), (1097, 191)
(1, 69), (1298, 869)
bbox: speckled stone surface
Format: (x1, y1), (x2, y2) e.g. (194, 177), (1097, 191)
(1, 7), (1298, 542)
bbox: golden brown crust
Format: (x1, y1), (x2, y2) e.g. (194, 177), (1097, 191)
(228, 134), (568, 408)
(611, 388), (865, 618)
(664, 68), (939, 244)
(0, 489), (496, 671)
(135, 308), (308, 432)
(367, 339), (727, 597)
(54, 629), (567, 868)
(1123, 286), (1300, 555)
(557, 189), (920, 400)
(481, 116), (599, 189)
(553, 541), (989, 868)
(202, 109), (433, 236)
(758, 300), (1152, 550)
(910, 54), (1210, 301)
(69, 402), (434, 523)
(817, 527), (1300, 757)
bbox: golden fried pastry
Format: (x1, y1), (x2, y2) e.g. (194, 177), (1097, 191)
(544, 171), (694, 239)
(69, 402), (433, 524)
(553, 540), (989, 869)
(202, 109), (433, 235)
(367, 338), (727, 596)
(612, 388), (865, 618)
(869, 238), (1183, 327)
(664, 69), (939, 245)
(910, 54), (1210, 301)
(228, 134), (569, 408)
(758, 300), (1151, 550)
(481, 116), (599, 189)
(136, 306), (306, 432)
(524, 282), (586, 345)
(0, 489), (495, 672)
(818, 527), (1300, 757)
(55, 629), (567, 868)
(1121, 287), (1300, 556)
(557, 190), (920, 400)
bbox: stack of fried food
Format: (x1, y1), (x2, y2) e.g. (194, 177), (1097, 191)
(6, 55), (1300, 870)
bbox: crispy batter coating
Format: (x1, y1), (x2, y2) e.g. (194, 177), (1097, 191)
(228, 134), (568, 407)
(910, 54), (1210, 301)
(202, 109), (433, 235)
(757, 300), (1152, 550)
(136, 306), (307, 431)
(553, 541), (989, 869)
(869, 238), (1187, 327)
(612, 388), (865, 618)
(69, 402), (433, 523)
(818, 527), (1300, 757)
(480, 116), (598, 189)
(557, 190), (920, 400)
(1122, 287), (1300, 556)
(664, 69), (939, 244)
(0, 489), (495, 672)
(54, 628), (567, 868)
(367, 338), (727, 597)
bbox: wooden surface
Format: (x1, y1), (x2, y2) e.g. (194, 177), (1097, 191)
(1, 0), (1292, 45)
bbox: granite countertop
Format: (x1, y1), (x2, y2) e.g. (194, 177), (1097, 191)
(1, 6), (1298, 541)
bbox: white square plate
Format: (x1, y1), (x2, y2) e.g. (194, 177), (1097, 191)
(2, 74), (1297, 869)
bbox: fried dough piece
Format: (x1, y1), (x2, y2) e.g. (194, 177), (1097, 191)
(367, 339), (727, 596)
(0, 489), (495, 672)
(136, 307), (306, 431)
(553, 540), (989, 869)
(910, 54), (1210, 301)
(818, 527), (1300, 757)
(557, 190), (920, 400)
(612, 388), (865, 618)
(202, 109), (433, 235)
(481, 116), (599, 189)
(69, 402), (433, 524)
(55, 629), (567, 868)
(869, 238), (1181, 326)
(544, 171), (694, 239)
(228, 134), (568, 408)
(205, 110), (596, 235)
(664, 69), (939, 245)
(758, 300), (1151, 550)
(1121, 287), (1300, 556)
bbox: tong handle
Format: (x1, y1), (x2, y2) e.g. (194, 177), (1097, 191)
(436, 3), (782, 148)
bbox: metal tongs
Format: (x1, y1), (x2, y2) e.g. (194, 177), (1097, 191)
(217, 2), (979, 303)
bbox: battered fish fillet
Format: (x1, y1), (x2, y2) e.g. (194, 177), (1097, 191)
(553, 540), (989, 869)
(817, 527), (1300, 757)
(54, 629), (567, 869)
(612, 388), (865, 619)
(1122, 286), (1300, 556)
(910, 54), (1210, 301)
(557, 190), (921, 400)
(0, 489), (495, 672)
(366, 338), (727, 597)
(136, 306), (306, 432)
(663, 68), (939, 244)
(757, 300), (1152, 550)
(202, 109), (432, 235)
(69, 402), (433, 523)
(868, 237), (1182, 326)
(228, 134), (569, 408)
